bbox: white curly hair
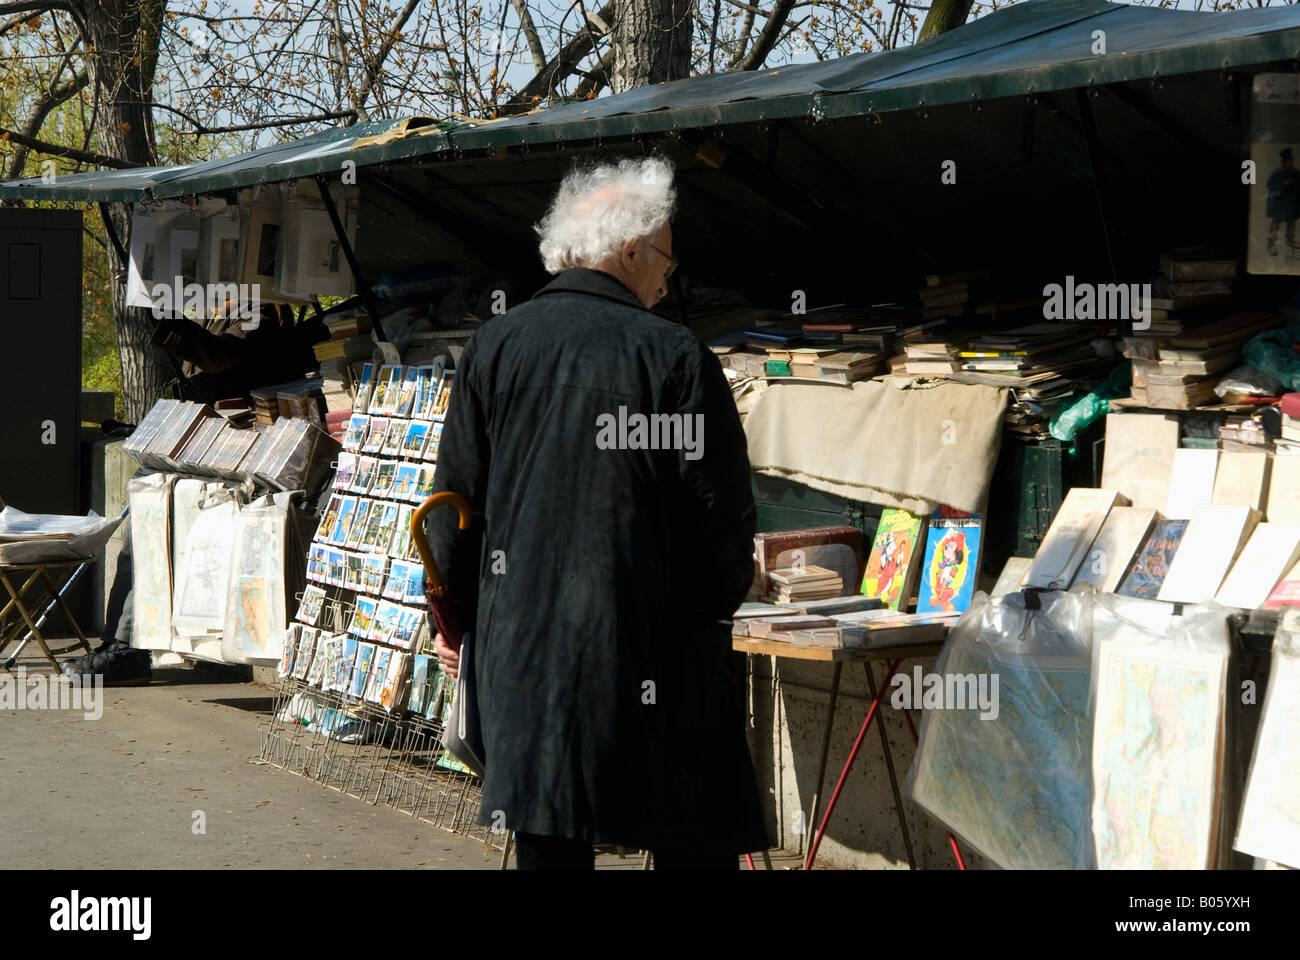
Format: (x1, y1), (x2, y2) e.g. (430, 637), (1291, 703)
(535, 156), (677, 275)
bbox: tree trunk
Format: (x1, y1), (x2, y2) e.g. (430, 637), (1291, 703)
(610, 0), (692, 93)
(917, 0), (975, 44)
(75, 0), (173, 421)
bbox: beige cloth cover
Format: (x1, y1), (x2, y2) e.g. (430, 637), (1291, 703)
(743, 378), (1008, 515)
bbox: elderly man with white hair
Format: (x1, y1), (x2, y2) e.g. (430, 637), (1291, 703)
(427, 156), (767, 869)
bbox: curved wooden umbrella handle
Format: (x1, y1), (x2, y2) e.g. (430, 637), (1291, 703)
(410, 491), (473, 591)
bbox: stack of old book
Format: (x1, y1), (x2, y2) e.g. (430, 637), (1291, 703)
(903, 328), (964, 376)
(1151, 246), (1236, 312)
(1125, 311), (1280, 409)
(765, 565), (843, 603)
(1122, 246), (1241, 387)
(917, 268), (986, 321)
(249, 385), (280, 425)
(314, 334), (373, 364)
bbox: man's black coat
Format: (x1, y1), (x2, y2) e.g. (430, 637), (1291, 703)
(428, 267), (768, 854)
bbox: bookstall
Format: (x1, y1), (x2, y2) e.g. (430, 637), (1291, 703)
(9, 0), (1300, 868)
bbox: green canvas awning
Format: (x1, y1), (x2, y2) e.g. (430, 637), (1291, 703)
(5, 0), (1300, 203)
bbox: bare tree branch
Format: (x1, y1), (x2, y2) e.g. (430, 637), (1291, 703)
(0, 128), (141, 170)
(500, 0), (617, 116)
(509, 0), (547, 74)
(732, 0), (797, 70)
(350, 0), (426, 123)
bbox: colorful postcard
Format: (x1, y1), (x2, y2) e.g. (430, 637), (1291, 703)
(361, 416), (390, 455)
(393, 461), (420, 501)
(379, 365), (405, 416)
(368, 364), (400, 415)
(401, 420), (431, 460)
(349, 595), (378, 637)
(278, 624), (299, 677)
(348, 642), (376, 698)
(383, 559), (415, 601)
(351, 456), (378, 495)
(408, 654), (431, 714)
(343, 499), (372, 550)
(381, 419), (407, 459)
(342, 414), (369, 452)
(431, 370), (454, 422)
(295, 585), (327, 625)
(370, 459), (398, 499)
(370, 502), (401, 555)
(315, 496), (340, 545)
(379, 652), (410, 712)
(395, 367), (421, 419)
(330, 636), (359, 692)
(334, 452), (357, 491)
(352, 363), (375, 414)
(373, 599), (402, 644)
(365, 648), (392, 702)
(362, 554), (388, 594)
(291, 627), (317, 681)
(330, 496), (358, 545)
(391, 505), (414, 560)
(344, 551), (365, 592)
(423, 422), (443, 461)
(414, 463), (437, 502)
(325, 548), (345, 588)
(305, 638), (329, 687)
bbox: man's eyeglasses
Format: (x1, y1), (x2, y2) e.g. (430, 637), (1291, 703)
(645, 241), (679, 279)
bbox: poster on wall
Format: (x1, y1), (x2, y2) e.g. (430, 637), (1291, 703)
(1247, 141), (1300, 275)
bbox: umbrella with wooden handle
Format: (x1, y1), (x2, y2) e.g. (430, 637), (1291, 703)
(410, 491), (473, 653)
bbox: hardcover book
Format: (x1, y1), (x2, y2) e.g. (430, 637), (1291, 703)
(1215, 523), (1300, 609)
(862, 509), (926, 610)
(1157, 505), (1261, 603)
(1117, 518), (1190, 599)
(1165, 449), (1219, 520)
(1026, 488), (1127, 590)
(1099, 413), (1180, 511)
(1211, 451), (1271, 512)
(1071, 507), (1159, 594)
(1267, 454), (1300, 526)
(916, 511), (983, 614)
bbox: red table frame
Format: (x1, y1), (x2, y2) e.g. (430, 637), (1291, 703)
(733, 635), (965, 870)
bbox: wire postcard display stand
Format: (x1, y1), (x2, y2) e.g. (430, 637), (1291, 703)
(254, 362), (507, 853)
(258, 666), (501, 849)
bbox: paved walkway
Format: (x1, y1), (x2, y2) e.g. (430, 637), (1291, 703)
(0, 647), (638, 869)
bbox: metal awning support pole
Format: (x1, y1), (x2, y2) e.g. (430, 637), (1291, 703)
(314, 175), (388, 342)
(1075, 88), (1117, 284)
(97, 201), (129, 277)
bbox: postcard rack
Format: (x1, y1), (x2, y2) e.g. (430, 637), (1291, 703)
(257, 676), (500, 849)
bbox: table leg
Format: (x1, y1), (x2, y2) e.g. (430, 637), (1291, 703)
(804, 657), (902, 870)
(803, 660), (842, 859)
(863, 660), (917, 870)
(0, 570), (60, 672)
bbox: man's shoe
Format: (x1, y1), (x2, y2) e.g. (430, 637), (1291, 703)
(63, 642), (152, 686)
